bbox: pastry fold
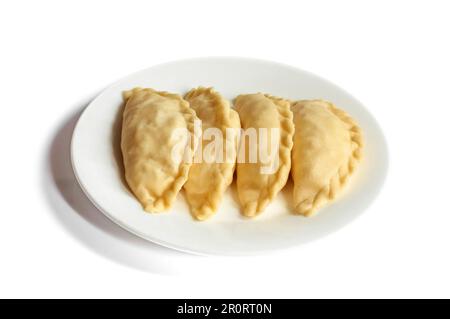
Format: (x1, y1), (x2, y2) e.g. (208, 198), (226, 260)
(183, 87), (241, 220)
(121, 88), (198, 212)
(290, 100), (363, 216)
(235, 93), (294, 217)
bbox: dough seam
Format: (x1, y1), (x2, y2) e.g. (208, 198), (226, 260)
(184, 87), (238, 219)
(185, 88), (231, 204)
(262, 94), (295, 205)
(123, 87), (198, 211)
(296, 100), (363, 216)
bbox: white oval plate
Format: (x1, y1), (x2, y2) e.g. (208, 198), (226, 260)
(71, 57), (388, 255)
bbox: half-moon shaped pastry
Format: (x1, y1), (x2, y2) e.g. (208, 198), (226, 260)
(183, 87), (241, 220)
(290, 100), (363, 216)
(234, 93), (294, 217)
(121, 88), (198, 212)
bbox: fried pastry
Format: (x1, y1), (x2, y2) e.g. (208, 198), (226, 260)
(234, 93), (294, 217)
(121, 88), (198, 212)
(290, 100), (363, 216)
(183, 87), (241, 220)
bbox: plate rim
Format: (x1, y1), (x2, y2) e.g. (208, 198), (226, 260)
(70, 56), (389, 256)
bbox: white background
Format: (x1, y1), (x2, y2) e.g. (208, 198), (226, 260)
(1, 0), (449, 298)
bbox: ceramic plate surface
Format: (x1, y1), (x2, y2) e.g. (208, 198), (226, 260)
(71, 57), (388, 255)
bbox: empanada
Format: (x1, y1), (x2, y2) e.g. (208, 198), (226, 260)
(121, 88), (198, 212)
(290, 100), (363, 216)
(183, 87), (241, 220)
(234, 93), (294, 217)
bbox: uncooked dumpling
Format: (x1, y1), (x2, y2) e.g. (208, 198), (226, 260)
(121, 88), (198, 212)
(183, 87), (241, 220)
(234, 93), (294, 217)
(290, 100), (363, 216)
